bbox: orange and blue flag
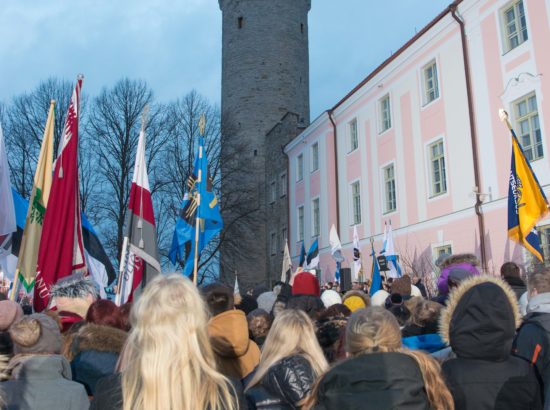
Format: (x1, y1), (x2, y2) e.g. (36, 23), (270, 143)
(508, 128), (549, 261)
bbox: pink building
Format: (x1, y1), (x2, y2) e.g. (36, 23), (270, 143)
(285, 0), (550, 283)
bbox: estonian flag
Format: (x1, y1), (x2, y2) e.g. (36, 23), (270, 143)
(298, 241), (306, 267)
(305, 238), (319, 270)
(508, 125), (549, 261)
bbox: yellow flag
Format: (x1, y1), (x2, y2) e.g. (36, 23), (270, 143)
(12, 100), (55, 296)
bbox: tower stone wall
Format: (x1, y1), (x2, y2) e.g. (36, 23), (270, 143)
(219, 0), (311, 288)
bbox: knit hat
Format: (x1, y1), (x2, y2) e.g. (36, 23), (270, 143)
(343, 296), (366, 312)
(370, 289), (390, 307)
(9, 313), (62, 354)
(321, 290), (342, 308)
(0, 300), (24, 331)
(292, 272), (320, 297)
(257, 291), (277, 313)
(391, 275), (412, 297)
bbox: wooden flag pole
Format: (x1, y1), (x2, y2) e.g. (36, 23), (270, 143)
(192, 114), (207, 285)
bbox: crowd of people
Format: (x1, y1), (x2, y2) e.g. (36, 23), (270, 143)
(0, 253), (548, 409)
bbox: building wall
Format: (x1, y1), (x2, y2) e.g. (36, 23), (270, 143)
(285, 0), (550, 281)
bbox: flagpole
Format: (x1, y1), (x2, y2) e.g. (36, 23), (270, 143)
(115, 236), (129, 306)
(498, 109), (513, 131)
(193, 114), (206, 285)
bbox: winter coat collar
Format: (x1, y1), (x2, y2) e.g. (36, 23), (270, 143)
(7, 354), (72, 380)
(209, 309), (252, 358)
(527, 292), (550, 314)
(439, 275), (520, 361)
(71, 323), (127, 358)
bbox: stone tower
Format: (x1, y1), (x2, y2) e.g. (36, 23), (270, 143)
(219, 0), (311, 288)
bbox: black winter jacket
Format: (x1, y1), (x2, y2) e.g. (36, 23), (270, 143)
(313, 352), (431, 410)
(440, 276), (542, 410)
(246, 355), (315, 409)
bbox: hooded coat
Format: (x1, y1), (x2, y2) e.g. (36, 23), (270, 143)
(437, 253), (480, 295)
(313, 352), (431, 410)
(440, 276), (542, 410)
(1, 355), (90, 410)
(69, 323), (127, 395)
(209, 309), (261, 380)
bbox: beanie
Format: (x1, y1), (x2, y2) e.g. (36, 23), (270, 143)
(9, 313), (62, 354)
(292, 272), (320, 297)
(0, 300), (24, 331)
(391, 275), (412, 297)
(370, 289), (390, 307)
(321, 290), (342, 308)
(257, 291), (277, 313)
(343, 295), (366, 312)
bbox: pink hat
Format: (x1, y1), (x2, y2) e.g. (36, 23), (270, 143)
(0, 300), (24, 331)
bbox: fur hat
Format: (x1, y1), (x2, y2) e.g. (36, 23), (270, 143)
(391, 275), (412, 297)
(257, 291), (277, 313)
(342, 290), (370, 312)
(0, 300), (24, 331)
(292, 271), (320, 297)
(236, 295), (258, 316)
(321, 290), (342, 308)
(370, 289), (390, 307)
(9, 313), (62, 354)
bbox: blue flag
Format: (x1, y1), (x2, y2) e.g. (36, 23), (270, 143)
(298, 241), (306, 267)
(305, 238), (319, 270)
(508, 128), (548, 261)
(369, 241), (382, 296)
(169, 137), (223, 276)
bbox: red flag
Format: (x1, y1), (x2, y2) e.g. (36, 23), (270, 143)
(34, 77), (86, 311)
(115, 125), (160, 305)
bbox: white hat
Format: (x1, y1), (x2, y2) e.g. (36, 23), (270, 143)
(321, 289), (342, 308)
(370, 289), (390, 307)
(411, 285), (422, 298)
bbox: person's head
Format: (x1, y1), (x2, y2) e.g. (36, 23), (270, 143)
(50, 274), (98, 318)
(320, 289), (342, 308)
(9, 314), (62, 355)
(391, 275), (412, 298)
(501, 262), (521, 279)
(345, 307), (453, 410)
(247, 309), (272, 346)
(447, 267), (477, 291)
(408, 299), (442, 329)
(245, 309), (328, 391)
(527, 268), (550, 298)
(119, 274), (236, 410)
(342, 290), (370, 312)
(292, 271), (321, 296)
(86, 299), (124, 330)
(271, 297), (287, 317)
(0, 300), (24, 331)
(201, 283), (234, 316)
(118, 302), (132, 332)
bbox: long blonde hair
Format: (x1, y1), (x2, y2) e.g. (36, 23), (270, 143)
(245, 309), (328, 391)
(118, 274), (236, 410)
(345, 307), (454, 410)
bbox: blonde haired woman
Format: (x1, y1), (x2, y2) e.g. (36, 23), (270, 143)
(91, 274), (239, 410)
(245, 309), (328, 409)
(305, 307), (453, 410)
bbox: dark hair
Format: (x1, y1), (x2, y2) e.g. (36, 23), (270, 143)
(501, 262), (520, 279)
(85, 299), (124, 330)
(320, 303), (351, 319)
(201, 283), (234, 316)
(236, 295), (258, 315)
(119, 302), (132, 331)
(388, 304), (411, 326)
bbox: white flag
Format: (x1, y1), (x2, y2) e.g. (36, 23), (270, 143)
(281, 241), (293, 283)
(353, 225), (362, 281)
(234, 275), (240, 295)
(329, 225), (344, 263)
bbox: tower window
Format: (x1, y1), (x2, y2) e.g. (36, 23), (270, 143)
(254, 149), (258, 156)
(301, 23), (304, 34)
(238, 17), (243, 29)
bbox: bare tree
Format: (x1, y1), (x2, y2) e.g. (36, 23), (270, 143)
(87, 78), (167, 261)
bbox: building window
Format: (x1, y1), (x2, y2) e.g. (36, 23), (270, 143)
(379, 94), (391, 132)
(270, 181), (277, 203)
(311, 142), (319, 172)
(383, 164), (396, 213)
(422, 60), (439, 105)
(535, 224), (550, 267)
(515, 93), (542, 161)
(349, 118), (358, 152)
(238, 17), (243, 29)
(297, 154), (304, 181)
(429, 140), (447, 196)
(351, 181), (361, 225)
(281, 227), (287, 252)
(280, 173), (287, 197)
(312, 198), (320, 237)
(502, 0), (528, 52)
(271, 232), (277, 256)
(298, 206), (304, 241)
(433, 244), (452, 260)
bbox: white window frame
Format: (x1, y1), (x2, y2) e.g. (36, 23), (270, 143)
(312, 197), (320, 238)
(296, 154), (304, 181)
(379, 94), (392, 133)
(297, 205), (305, 242)
(382, 163), (397, 214)
(280, 172), (287, 197)
(500, 0), (528, 53)
(311, 142), (319, 172)
(427, 139), (447, 197)
(422, 60), (440, 106)
(432, 243), (453, 261)
(350, 180), (361, 225)
(348, 118), (358, 153)
(513, 92), (543, 162)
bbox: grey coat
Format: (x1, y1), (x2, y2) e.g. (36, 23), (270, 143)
(1, 354), (90, 410)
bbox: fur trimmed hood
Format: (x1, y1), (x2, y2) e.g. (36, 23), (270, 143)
(439, 253), (479, 269)
(70, 324), (127, 358)
(439, 275), (520, 361)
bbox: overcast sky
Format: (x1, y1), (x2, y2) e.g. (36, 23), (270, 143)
(0, 0), (450, 118)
